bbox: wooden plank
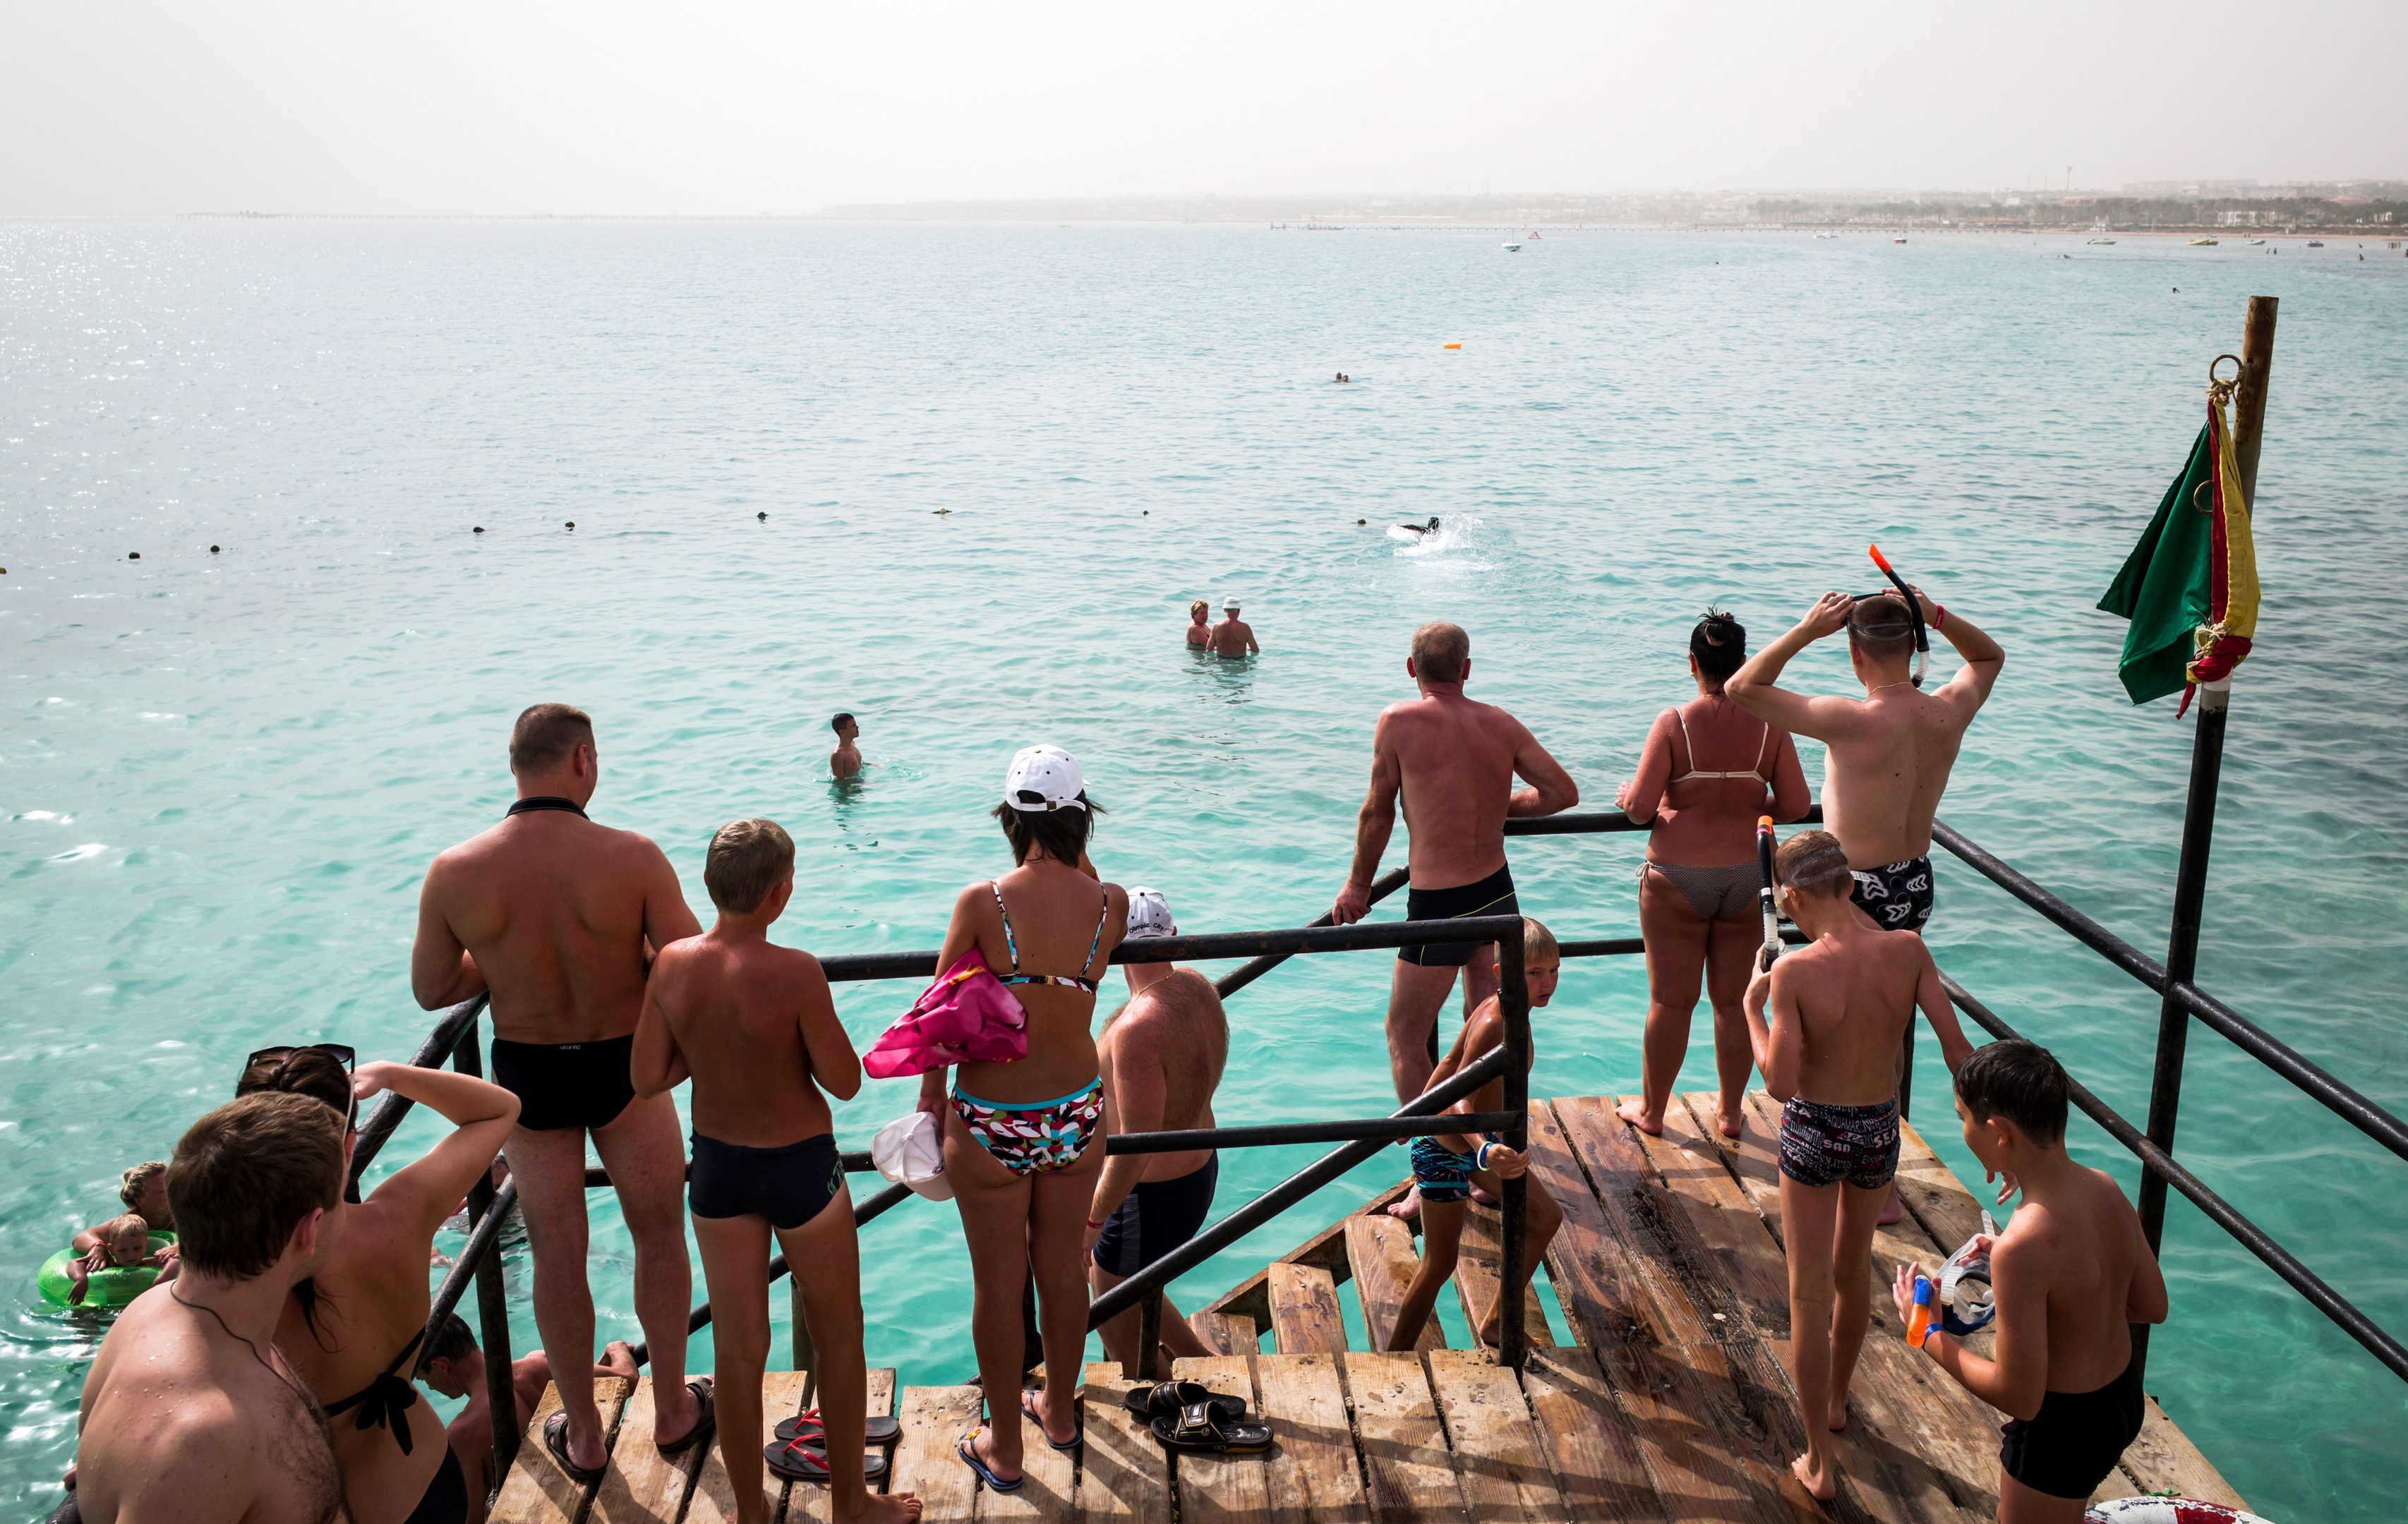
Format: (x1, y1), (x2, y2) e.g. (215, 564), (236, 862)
(888, 1386), (986, 1524)
(1268, 1262), (1350, 1356)
(785, 1371), (901, 1524)
(1453, 1203), (1554, 1351)
(973, 1377), (1075, 1524)
(1078, 1364), (1172, 1524)
(2110, 1397), (2250, 1510)
(1521, 1100), (1787, 1524)
(1637, 1099), (1989, 1524)
(685, 1369), (808, 1524)
(1342, 1351), (1464, 1524)
(1516, 1346), (1666, 1524)
(1551, 1097), (1826, 1524)
(1891, 1119), (1992, 1254)
(1172, 1355), (1273, 1524)
(1192, 1310), (1260, 1355)
(1201, 1178), (1414, 1326)
(1424, 1349), (1563, 1524)
(1255, 1352), (1371, 1524)
(492, 1377), (632, 1524)
(1344, 1214), (1445, 1354)
(588, 1377), (702, 1524)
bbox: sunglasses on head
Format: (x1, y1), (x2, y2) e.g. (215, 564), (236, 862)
(243, 1044), (360, 1129)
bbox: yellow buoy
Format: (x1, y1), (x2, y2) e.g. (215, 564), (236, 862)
(1443, 342), (1462, 350)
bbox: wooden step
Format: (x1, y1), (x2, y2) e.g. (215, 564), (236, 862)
(1426, 1348), (1565, 1524)
(1265, 1262), (1348, 1355)
(1342, 1212), (1445, 1354)
(684, 1369), (809, 1524)
(1453, 1199), (1555, 1352)
(890, 1385), (985, 1524)
(1344, 1350), (1464, 1524)
(491, 1376), (633, 1524)
(589, 1375), (706, 1524)
(785, 1369), (901, 1524)
(1253, 1352), (1368, 1524)
(1079, 1365), (1171, 1524)
(1191, 1310), (1259, 1355)
(1171, 1355), (1271, 1524)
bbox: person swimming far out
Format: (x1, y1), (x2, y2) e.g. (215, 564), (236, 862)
(1185, 600), (1211, 649)
(1397, 516), (1441, 536)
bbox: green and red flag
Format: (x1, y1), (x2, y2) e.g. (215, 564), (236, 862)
(2097, 376), (2261, 713)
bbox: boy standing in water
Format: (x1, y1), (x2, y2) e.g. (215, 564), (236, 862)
(632, 819), (920, 1524)
(1745, 830), (1974, 1501)
(1387, 917), (1565, 1351)
(830, 713), (863, 780)
(1896, 1041), (2166, 1521)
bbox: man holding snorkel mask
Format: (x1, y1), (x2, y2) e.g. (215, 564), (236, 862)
(1726, 559), (2005, 936)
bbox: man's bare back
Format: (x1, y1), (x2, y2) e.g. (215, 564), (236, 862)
(1098, 969), (1227, 1182)
(1208, 613), (1258, 658)
(414, 804), (698, 1045)
(637, 930), (841, 1148)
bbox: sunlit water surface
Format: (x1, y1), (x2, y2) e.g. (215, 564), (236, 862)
(3, 220), (2404, 1520)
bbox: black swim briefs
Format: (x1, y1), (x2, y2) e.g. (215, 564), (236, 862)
(401, 1445), (469, 1524)
(490, 1034), (638, 1132)
(689, 1132), (845, 1231)
(1399, 864), (1519, 967)
(1778, 1096), (1901, 1191)
(1092, 1153), (1218, 1277)
(1850, 854), (1934, 932)
(1998, 1354), (2145, 1499)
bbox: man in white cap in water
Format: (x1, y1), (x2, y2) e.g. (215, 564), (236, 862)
(1086, 888), (1229, 1377)
(1208, 598), (1259, 659)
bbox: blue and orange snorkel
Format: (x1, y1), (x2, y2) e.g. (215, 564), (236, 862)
(1867, 543), (1929, 689)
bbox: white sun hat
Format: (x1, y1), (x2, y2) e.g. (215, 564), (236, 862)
(871, 1111), (953, 1202)
(1126, 887), (1178, 940)
(1222, 595), (1241, 609)
(1004, 744), (1086, 813)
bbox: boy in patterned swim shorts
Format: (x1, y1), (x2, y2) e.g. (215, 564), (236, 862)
(1744, 831), (1975, 1504)
(1387, 918), (1566, 1351)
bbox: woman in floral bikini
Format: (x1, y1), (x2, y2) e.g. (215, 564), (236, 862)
(917, 744), (1128, 1494)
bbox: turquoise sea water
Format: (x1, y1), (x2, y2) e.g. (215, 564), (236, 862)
(3, 220), (2404, 1519)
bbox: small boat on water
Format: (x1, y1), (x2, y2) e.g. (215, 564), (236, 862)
(2246, 238), (2265, 246)
(1502, 242), (1522, 253)
(2188, 236), (2218, 246)
(1893, 236), (1908, 244)
(2088, 237), (2116, 245)
(1813, 231), (1838, 240)
(2306, 239), (2324, 248)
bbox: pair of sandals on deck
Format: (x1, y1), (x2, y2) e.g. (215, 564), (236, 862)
(541, 1376), (718, 1484)
(957, 1379), (1275, 1492)
(765, 1405), (905, 1484)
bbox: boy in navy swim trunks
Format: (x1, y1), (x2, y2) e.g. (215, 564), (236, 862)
(1387, 918), (1565, 1351)
(1894, 1041), (2166, 1521)
(632, 820), (921, 1524)
(1744, 831), (1973, 1503)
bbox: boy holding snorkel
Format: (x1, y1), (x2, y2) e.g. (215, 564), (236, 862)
(1745, 830), (1975, 1502)
(1896, 1040), (2167, 1521)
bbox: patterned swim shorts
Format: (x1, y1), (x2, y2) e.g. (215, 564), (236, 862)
(1778, 1096), (1901, 1191)
(1850, 854), (1934, 931)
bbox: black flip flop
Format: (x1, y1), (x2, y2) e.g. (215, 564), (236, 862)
(1150, 1401), (1275, 1456)
(1021, 1388), (1083, 1452)
(656, 1377), (717, 1460)
(773, 1406), (903, 1446)
(1121, 1379), (1244, 1424)
(541, 1410), (607, 1484)
(765, 1438), (892, 1484)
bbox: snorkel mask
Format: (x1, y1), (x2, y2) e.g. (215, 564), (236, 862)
(1864, 543), (1929, 689)
(1937, 1212), (2000, 1338)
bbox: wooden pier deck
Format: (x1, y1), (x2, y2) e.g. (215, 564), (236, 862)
(490, 1092), (2248, 1524)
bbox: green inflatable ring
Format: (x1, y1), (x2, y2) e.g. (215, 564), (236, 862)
(37, 1232), (175, 1310)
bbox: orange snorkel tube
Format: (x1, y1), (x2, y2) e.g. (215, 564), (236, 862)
(1867, 543), (1929, 689)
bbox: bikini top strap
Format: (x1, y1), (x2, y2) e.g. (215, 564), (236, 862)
(1667, 706), (1694, 780)
(1753, 721), (1772, 780)
(1083, 888), (1111, 977)
(989, 882), (1021, 975)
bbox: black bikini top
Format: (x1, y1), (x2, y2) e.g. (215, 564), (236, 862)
(507, 797), (587, 818)
(323, 1326), (426, 1455)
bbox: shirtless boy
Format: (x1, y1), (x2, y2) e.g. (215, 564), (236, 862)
(73, 1093), (349, 1524)
(1333, 622), (1578, 1110)
(1387, 917), (1565, 1351)
(632, 818), (920, 1524)
(1208, 599), (1260, 658)
(1894, 1041), (2167, 1522)
(1743, 830), (1975, 1502)
(1728, 586), (2004, 934)
(1087, 888), (1229, 1377)
(411, 703), (708, 1474)
(831, 713), (862, 780)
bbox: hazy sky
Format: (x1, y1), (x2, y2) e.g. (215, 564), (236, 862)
(6, 0), (2400, 214)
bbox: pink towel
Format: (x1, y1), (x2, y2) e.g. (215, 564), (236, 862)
(861, 949), (1029, 1079)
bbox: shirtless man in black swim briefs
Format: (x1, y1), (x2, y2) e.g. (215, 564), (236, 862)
(1086, 888), (1228, 1378)
(73, 1094), (349, 1524)
(1727, 586), (2003, 936)
(1333, 622), (1578, 1118)
(410, 703), (709, 1477)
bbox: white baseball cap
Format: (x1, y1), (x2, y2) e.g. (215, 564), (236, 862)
(1126, 887), (1178, 940)
(870, 1111), (953, 1202)
(1004, 744), (1086, 813)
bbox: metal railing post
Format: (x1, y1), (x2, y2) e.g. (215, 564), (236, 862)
(450, 1012), (521, 1489)
(1497, 921), (1530, 1369)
